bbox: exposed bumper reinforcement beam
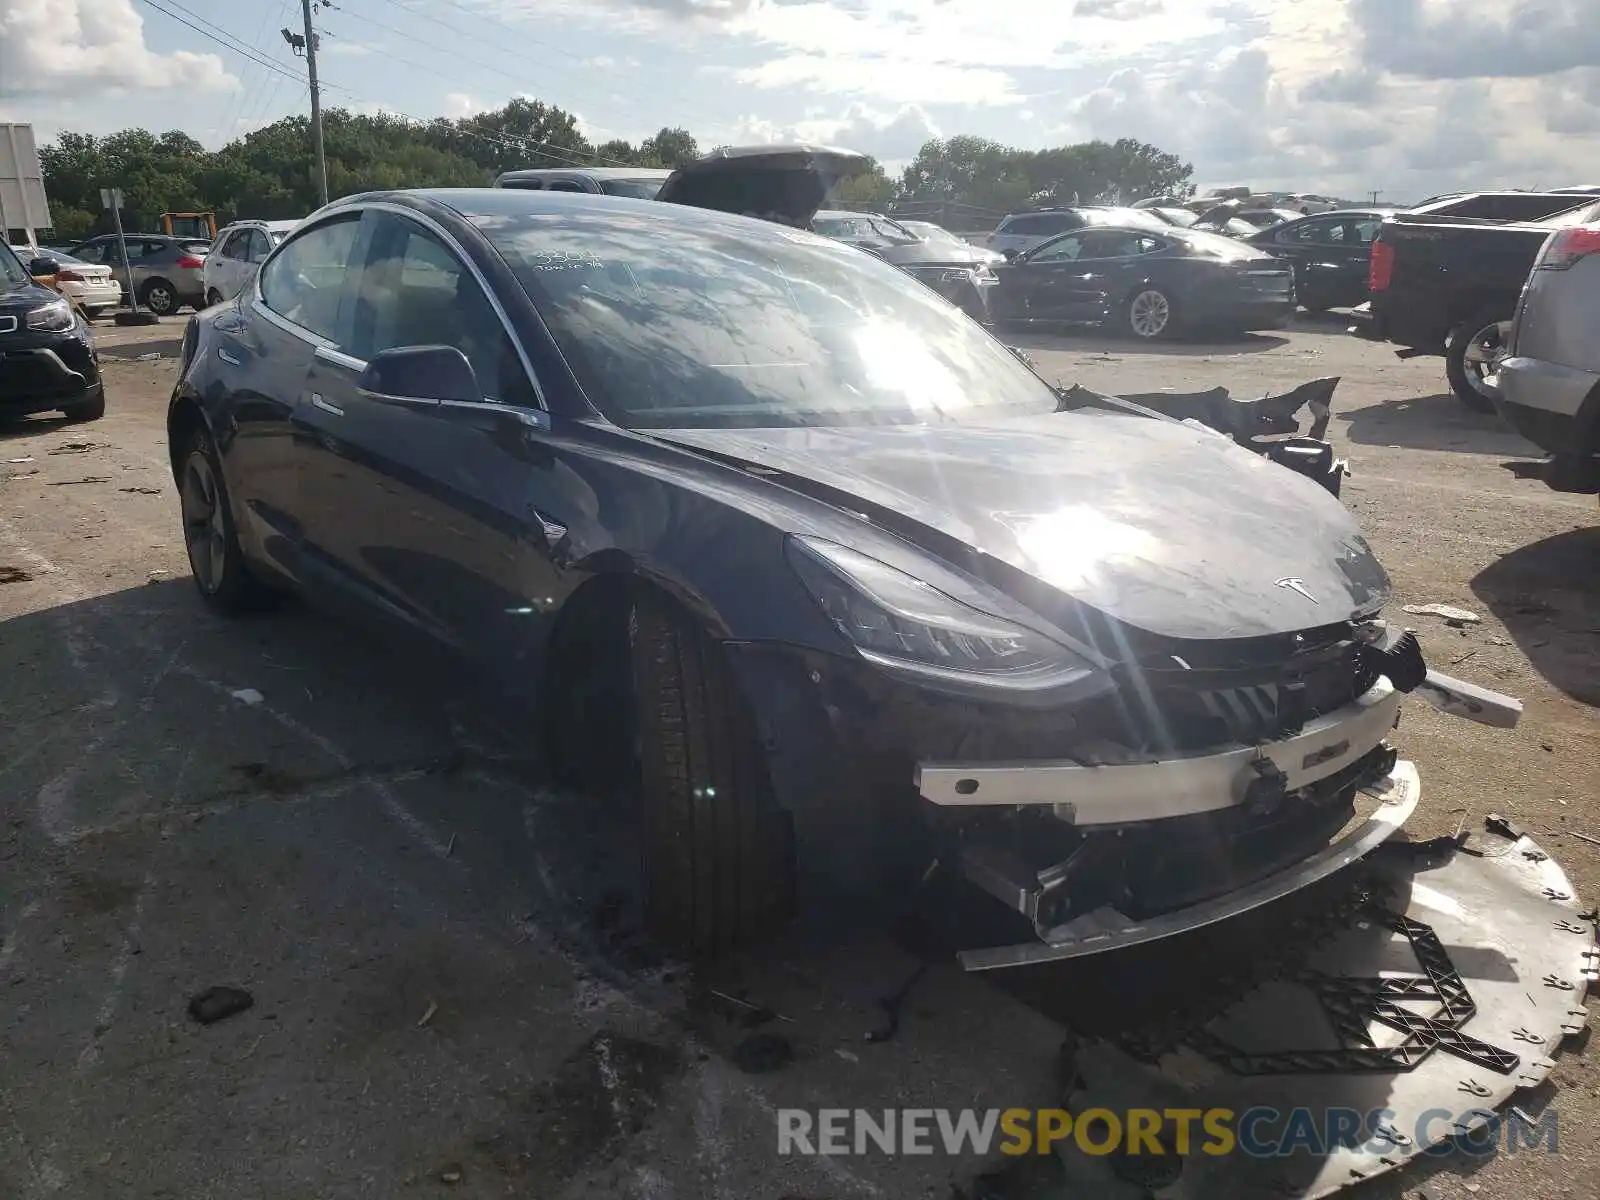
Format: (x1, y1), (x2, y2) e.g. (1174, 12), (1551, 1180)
(957, 760), (1420, 971)
(916, 681), (1401, 822)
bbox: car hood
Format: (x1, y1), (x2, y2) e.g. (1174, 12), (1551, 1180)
(656, 144), (872, 227)
(0, 275), (57, 315)
(649, 410), (1389, 643)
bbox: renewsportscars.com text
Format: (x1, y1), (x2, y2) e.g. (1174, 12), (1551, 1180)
(776, 1106), (1559, 1158)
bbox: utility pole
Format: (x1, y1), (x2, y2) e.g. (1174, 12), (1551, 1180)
(285, 2), (329, 206)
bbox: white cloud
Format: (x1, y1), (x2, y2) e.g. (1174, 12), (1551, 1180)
(442, 91), (488, 118)
(735, 55), (1021, 107)
(0, 0), (235, 98)
(717, 102), (940, 170)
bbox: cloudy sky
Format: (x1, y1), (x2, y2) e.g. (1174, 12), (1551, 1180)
(3, 0), (1598, 200)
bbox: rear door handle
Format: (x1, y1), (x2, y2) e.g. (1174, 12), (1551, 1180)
(217, 347), (240, 366)
(310, 393), (344, 417)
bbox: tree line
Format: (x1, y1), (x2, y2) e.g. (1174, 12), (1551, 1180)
(34, 96), (1193, 240)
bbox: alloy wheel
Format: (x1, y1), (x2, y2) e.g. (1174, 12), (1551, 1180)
(181, 453), (227, 594)
(1460, 319), (1510, 398)
(1129, 290), (1171, 338)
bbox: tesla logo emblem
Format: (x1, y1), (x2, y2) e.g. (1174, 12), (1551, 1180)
(1275, 577), (1318, 602)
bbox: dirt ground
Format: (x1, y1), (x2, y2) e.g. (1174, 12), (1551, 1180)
(1, 315), (1595, 1200)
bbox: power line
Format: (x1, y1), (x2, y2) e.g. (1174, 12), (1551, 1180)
(369, 0), (727, 144)
(133, 0), (308, 88)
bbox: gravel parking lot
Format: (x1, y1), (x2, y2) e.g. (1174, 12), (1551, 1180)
(2, 315), (1595, 1200)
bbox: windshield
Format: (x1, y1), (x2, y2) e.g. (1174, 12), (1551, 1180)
(600, 178), (666, 200)
(812, 214), (920, 247)
(1153, 208), (1198, 227)
(480, 209), (1059, 429)
(904, 222), (963, 246)
(0, 242), (29, 286)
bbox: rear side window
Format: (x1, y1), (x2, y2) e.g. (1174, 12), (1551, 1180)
(1000, 214), (1073, 236)
(258, 214), (362, 341)
(219, 231), (248, 260)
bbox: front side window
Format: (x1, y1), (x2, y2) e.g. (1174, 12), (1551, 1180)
(346, 213), (534, 405)
(481, 209), (1059, 429)
(258, 214), (361, 341)
(247, 230), (272, 261)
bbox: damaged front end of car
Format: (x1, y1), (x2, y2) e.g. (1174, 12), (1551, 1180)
(1058, 373), (1351, 497)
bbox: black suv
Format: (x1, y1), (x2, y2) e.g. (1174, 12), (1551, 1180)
(0, 244), (105, 423)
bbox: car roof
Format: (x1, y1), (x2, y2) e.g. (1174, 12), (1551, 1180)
(495, 166), (673, 182)
(221, 219), (301, 232)
(330, 186), (851, 244)
(814, 208), (890, 220)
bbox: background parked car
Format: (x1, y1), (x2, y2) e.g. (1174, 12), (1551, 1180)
(67, 233), (210, 315)
(1489, 203), (1600, 495)
(493, 166), (673, 198)
(7, 246), (121, 318)
(988, 224), (1295, 339)
(1245, 210), (1390, 312)
(810, 209), (999, 319)
(895, 219), (1004, 264)
(0, 242), (105, 422)
(984, 206), (1170, 257)
(203, 219), (301, 304)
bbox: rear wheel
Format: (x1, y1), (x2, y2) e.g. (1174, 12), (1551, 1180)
(1124, 287), (1175, 339)
(205, 288), (222, 308)
(178, 429), (272, 613)
(632, 592), (791, 958)
(140, 278), (178, 316)
(1445, 311), (1509, 413)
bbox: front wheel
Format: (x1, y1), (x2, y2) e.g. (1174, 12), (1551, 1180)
(61, 387), (106, 423)
(178, 430), (272, 613)
(205, 288), (223, 308)
(633, 593), (791, 958)
(1445, 312), (1509, 413)
(1124, 287), (1175, 339)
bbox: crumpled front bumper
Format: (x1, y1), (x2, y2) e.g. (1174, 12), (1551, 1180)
(926, 671), (1524, 971)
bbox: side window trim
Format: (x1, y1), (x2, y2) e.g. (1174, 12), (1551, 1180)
(355, 201), (549, 413)
(251, 209), (366, 350)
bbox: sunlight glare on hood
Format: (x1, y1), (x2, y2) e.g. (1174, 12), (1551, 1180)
(1012, 505), (1160, 592)
(852, 318), (970, 414)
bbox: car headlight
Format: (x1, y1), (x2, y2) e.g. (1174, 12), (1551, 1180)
(787, 536), (1110, 699)
(25, 298), (74, 332)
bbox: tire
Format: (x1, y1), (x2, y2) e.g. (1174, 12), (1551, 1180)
(61, 387), (106, 423)
(139, 278), (178, 317)
(1445, 311), (1509, 413)
(632, 592), (790, 958)
(205, 288), (222, 308)
(177, 428), (272, 613)
(1123, 286), (1175, 339)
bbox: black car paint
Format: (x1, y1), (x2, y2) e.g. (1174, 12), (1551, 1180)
(1246, 211), (1386, 312)
(171, 189), (1392, 918)
(0, 245), (103, 418)
(988, 227), (1294, 332)
(1363, 194), (1590, 353)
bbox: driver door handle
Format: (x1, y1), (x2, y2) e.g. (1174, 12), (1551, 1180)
(310, 393), (344, 417)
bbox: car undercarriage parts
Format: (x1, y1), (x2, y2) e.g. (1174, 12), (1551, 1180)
(1054, 375), (1349, 496)
(1021, 830), (1595, 1199)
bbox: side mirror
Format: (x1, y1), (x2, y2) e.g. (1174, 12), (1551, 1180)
(28, 257), (59, 277)
(1002, 248), (1021, 263)
(358, 345), (483, 406)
